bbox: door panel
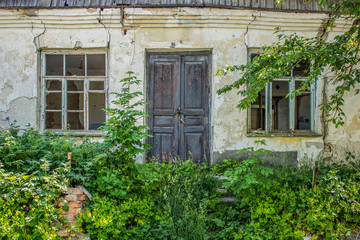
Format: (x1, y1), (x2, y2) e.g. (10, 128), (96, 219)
(153, 62), (175, 110)
(180, 55), (209, 162)
(147, 53), (210, 163)
(148, 55), (180, 161)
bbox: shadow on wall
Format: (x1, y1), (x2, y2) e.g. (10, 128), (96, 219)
(213, 150), (298, 167)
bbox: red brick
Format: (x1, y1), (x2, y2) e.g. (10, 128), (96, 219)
(63, 214), (77, 222)
(78, 194), (88, 201)
(64, 195), (77, 202)
(61, 208), (81, 215)
(69, 201), (82, 208)
(65, 188), (83, 195)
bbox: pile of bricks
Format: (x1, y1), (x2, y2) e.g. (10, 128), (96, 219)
(57, 187), (91, 238)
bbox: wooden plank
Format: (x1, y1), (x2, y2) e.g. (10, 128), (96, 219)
(264, 0), (274, 9)
(180, 55), (210, 162)
(244, 0), (251, 8)
(289, 0), (297, 10)
(147, 54), (180, 162)
(252, 0), (259, 8)
(231, 0), (239, 7)
(0, 0), (331, 11)
(203, 0), (213, 6)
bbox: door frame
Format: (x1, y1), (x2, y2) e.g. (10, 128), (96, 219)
(145, 49), (213, 163)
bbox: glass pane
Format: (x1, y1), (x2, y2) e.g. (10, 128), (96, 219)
(250, 90), (265, 131)
(295, 81), (311, 130)
(89, 81), (104, 90)
(293, 60), (310, 76)
(272, 81), (289, 130)
(296, 95), (311, 130)
(87, 54), (106, 76)
(46, 93), (62, 110)
(67, 112), (84, 130)
(46, 80), (62, 91)
(67, 80), (84, 91)
(67, 93), (84, 110)
(89, 93), (106, 130)
(46, 112), (62, 129)
(46, 54), (63, 76)
(66, 55), (85, 76)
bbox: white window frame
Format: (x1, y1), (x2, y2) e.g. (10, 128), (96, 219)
(40, 50), (109, 132)
(247, 51), (316, 133)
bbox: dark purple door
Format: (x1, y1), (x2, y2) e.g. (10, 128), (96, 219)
(147, 53), (210, 162)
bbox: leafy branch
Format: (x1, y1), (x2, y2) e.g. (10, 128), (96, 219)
(217, 0), (360, 127)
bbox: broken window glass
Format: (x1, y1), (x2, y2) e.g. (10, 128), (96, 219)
(46, 93), (62, 110)
(43, 52), (107, 131)
(66, 55), (85, 76)
(46, 112), (62, 129)
(67, 112), (84, 130)
(46, 80), (62, 91)
(295, 81), (311, 130)
(272, 81), (289, 130)
(250, 89), (265, 131)
(247, 52), (314, 132)
(67, 80), (84, 91)
(89, 93), (106, 130)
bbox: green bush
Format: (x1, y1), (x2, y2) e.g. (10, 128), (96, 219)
(0, 126), (105, 187)
(219, 155), (360, 240)
(0, 161), (67, 239)
(1, 73), (359, 239)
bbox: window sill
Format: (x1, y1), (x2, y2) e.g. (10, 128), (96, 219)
(45, 130), (104, 137)
(246, 132), (322, 138)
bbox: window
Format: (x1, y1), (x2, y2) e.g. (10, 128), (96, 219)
(248, 53), (315, 133)
(42, 52), (107, 131)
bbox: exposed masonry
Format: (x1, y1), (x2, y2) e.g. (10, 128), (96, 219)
(56, 187), (91, 238)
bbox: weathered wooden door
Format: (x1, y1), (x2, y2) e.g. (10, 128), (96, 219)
(147, 53), (210, 162)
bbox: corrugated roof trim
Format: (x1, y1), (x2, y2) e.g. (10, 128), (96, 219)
(0, 0), (331, 12)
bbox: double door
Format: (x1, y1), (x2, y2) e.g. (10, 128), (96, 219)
(147, 53), (210, 162)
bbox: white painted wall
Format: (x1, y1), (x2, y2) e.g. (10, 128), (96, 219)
(0, 7), (354, 164)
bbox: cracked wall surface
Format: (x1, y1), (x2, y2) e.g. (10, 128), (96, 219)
(0, 7), (355, 164)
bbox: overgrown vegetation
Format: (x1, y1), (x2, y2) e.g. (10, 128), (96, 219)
(1, 72), (359, 239)
(217, 0), (360, 127)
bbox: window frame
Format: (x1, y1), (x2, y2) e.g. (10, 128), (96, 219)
(40, 50), (109, 132)
(247, 51), (316, 134)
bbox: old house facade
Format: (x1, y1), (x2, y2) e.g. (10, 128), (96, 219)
(0, 0), (357, 164)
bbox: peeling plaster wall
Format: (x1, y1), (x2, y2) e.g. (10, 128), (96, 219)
(0, 25), (38, 128)
(0, 7), (353, 164)
(324, 86), (360, 160)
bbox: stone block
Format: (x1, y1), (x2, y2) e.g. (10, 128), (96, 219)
(64, 194), (78, 202)
(61, 208), (81, 215)
(78, 194), (88, 201)
(69, 201), (82, 208)
(65, 188), (83, 195)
